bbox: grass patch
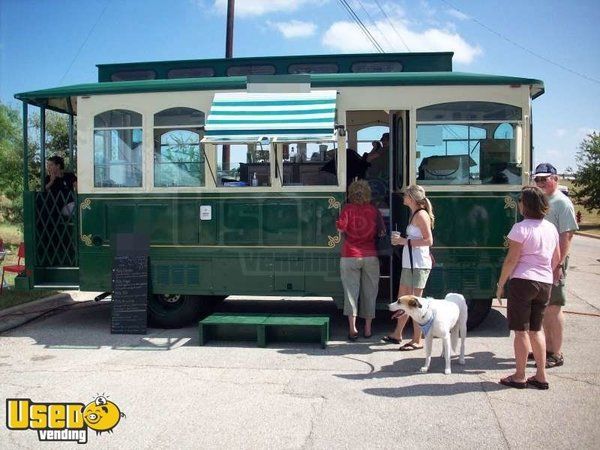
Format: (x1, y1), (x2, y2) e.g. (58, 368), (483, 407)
(0, 289), (60, 311)
(1, 254), (59, 311)
(1, 225), (58, 311)
(0, 222), (22, 246)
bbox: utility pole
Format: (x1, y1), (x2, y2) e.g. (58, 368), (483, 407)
(226, 0), (234, 59)
(222, 0), (234, 171)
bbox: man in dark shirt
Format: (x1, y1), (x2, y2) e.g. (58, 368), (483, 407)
(320, 148), (370, 188)
(45, 155), (77, 216)
(45, 155), (77, 194)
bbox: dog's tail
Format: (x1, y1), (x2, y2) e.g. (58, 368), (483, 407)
(446, 293), (468, 353)
(451, 323), (460, 354)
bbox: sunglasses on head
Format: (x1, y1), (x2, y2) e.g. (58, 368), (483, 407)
(534, 176), (549, 183)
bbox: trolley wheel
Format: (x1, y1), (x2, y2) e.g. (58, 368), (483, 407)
(148, 294), (224, 329)
(466, 297), (492, 331)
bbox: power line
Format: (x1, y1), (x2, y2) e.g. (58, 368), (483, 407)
(337, 0), (384, 53)
(373, 0), (411, 51)
(59, 0), (111, 84)
(355, 0), (394, 51)
(439, 0), (600, 85)
(338, 0), (384, 52)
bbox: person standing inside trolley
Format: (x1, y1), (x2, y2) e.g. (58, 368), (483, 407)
(45, 155), (77, 216)
(383, 184), (434, 350)
(336, 180), (380, 340)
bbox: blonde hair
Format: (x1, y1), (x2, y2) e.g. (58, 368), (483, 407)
(347, 179), (372, 205)
(404, 184), (435, 229)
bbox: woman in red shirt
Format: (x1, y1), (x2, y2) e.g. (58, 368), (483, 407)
(336, 180), (380, 340)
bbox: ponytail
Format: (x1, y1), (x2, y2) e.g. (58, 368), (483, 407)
(424, 197), (435, 230)
(404, 184), (434, 229)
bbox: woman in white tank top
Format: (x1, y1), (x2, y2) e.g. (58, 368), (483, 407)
(382, 185), (434, 350)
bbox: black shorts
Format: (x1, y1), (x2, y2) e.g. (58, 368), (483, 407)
(507, 278), (551, 331)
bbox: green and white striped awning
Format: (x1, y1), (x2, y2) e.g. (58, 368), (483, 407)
(203, 90), (337, 143)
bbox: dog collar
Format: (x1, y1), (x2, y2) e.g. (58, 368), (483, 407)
(418, 311), (436, 337)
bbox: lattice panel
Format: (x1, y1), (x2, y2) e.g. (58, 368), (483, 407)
(34, 192), (78, 267)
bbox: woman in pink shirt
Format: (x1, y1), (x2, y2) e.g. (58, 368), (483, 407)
(336, 180), (380, 340)
(497, 186), (560, 390)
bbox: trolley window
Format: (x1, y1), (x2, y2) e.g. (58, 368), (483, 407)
(153, 108), (206, 187)
(167, 67), (215, 79)
(216, 143), (271, 187)
(226, 65), (276, 76)
(416, 102), (522, 185)
(279, 141), (337, 186)
(93, 109), (143, 188)
(110, 70), (156, 82)
(204, 91), (338, 188)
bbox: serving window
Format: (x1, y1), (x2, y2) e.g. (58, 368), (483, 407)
(279, 141), (337, 186)
(215, 143), (271, 187)
(416, 102), (522, 185)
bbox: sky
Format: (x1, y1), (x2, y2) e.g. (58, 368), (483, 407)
(1, 0), (598, 172)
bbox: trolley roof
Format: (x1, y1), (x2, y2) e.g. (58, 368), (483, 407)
(15, 71), (545, 115)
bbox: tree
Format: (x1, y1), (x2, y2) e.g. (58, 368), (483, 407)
(571, 132), (600, 213)
(0, 103), (24, 222)
(29, 110), (75, 167)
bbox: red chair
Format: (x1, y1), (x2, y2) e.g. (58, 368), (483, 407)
(1, 243), (25, 294)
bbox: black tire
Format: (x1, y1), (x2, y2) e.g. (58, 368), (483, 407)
(466, 297), (492, 331)
(148, 294), (224, 329)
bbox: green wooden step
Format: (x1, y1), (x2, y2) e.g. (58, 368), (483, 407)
(199, 313), (329, 348)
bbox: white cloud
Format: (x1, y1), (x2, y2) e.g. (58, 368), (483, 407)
(321, 20), (482, 64)
(269, 20), (317, 39)
(210, 0), (323, 17)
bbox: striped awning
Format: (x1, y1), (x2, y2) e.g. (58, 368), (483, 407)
(203, 90), (337, 143)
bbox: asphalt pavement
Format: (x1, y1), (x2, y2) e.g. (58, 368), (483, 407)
(1, 235), (599, 449)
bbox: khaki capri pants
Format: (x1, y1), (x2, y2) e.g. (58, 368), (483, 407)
(340, 257), (380, 319)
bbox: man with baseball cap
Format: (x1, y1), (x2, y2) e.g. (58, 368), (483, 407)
(533, 162), (578, 368)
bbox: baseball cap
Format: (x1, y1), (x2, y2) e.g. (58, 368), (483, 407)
(533, 163), (557, 177)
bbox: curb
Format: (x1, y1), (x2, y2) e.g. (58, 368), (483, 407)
(0, 293), (75, 333)
(575, 231), (600, 240)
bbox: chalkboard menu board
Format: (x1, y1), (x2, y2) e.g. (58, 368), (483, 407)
(111, 234), (149, 334)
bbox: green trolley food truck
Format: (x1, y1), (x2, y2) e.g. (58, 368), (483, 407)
(14, 52), (544, 329)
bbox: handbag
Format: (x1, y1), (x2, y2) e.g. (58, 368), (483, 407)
(375, 210), (393, 257)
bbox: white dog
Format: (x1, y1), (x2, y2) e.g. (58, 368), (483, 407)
(388, 293), (468, 375)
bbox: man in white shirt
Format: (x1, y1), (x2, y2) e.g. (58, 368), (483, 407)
(533, 163), (578, 368)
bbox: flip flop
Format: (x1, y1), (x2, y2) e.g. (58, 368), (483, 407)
(381, 335), (401, 344)
(398, 342), (423, 351)
(545, 353), (564, 368)
(348, 333), (359, 342)
(499, 376), (527, 389)
(527, 376), (549, 390)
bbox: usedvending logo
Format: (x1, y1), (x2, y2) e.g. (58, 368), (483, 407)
(6, 395), (125, 444)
